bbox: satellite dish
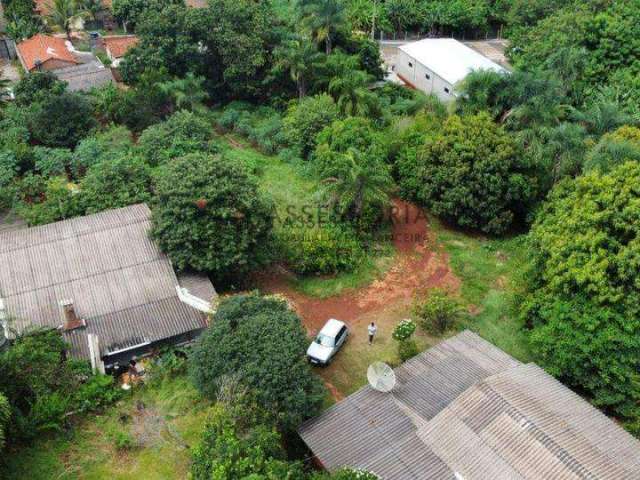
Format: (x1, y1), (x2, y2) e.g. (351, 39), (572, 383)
(367, 362), (396, 392)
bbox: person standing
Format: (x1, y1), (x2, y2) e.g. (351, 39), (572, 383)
(368, 322), (377, 345)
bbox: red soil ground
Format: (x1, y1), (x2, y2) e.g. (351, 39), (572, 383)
(256, 199), (459, 335)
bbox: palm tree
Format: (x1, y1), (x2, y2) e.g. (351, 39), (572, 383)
(571, 100), (635, 137)
(158, 73), (209, 113)
(47, 0), (86, 40)
(273, 35), (321, 99)
(298, 0), (346, 54)
(320, 148), (394, 226)
(82, 0), (105, 27)
(328, 69), (379, 117)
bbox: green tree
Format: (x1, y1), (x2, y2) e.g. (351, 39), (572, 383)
(136, 110), (215, 166)
(298, 0), (347, 54)
(13, 71), (66, 106)
(191, 404), (306, 480)
(0, 393), (9, 450)
(47, 0), (86, 40)
(151, 153), (274, 277)
(328, 68), (379, 117)
(523, 162), (640, 425)
(282, 93), (339, 158)
(314, 117), (393, 228)
(27, 92), (97, 148)
(273, 35), (321, 99)
(397, 113), (536, 234)
(80, 154), (152, 214)
(158, 72), (209, 113)
(190, 294), (325, 430)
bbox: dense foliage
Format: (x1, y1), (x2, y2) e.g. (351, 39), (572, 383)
(523, 162), (640, 425)
(413, 289), (462, 334)
(0, 330), (120, 445)
(151, 153), (274, 277)
(190, 294), (325, 430)
(397, 113), (536, 234)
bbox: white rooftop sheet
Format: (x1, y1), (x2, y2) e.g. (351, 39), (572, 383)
(399, 38), (506, 85)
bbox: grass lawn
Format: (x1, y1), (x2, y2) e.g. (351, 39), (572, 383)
(430, 217), (532, 362)
(1, 377), (210, 480)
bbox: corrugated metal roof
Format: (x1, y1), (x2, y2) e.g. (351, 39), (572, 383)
(0, 204), (215, 360)
(399, 38), (506, 85)
(299, 331), (640, 479)
(53, 61), (115, 92)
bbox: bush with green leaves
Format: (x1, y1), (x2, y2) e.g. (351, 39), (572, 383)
(71, 125), (133, 178)
(0, 151), (19, 209)
(109, 428), (135, 451)
(137, 110), (216, 166)
(397, 112), (537, 235)
(413, 289), (462, 334)
(216, 103), (286, 155)
(283, 94), (339, 159)
(190, 293), (325, 430)
(0, 329), (120, 444)
(191, 403), (306, 480)
(0, 393), (9, 450)
(325, 468), (380, 480)
(80, 155), (152, 214)
(523, 161), (640, 425)
(27, 92), (97, 148)
(32, 147), (72, 176)
(391, 319), (416, 341)
(13, 71), (66, 107)
(281, 222), (364, 275)
(17, 176), (84, 226)
(397, 339), (419, 362)
(151, 153), (274, 277)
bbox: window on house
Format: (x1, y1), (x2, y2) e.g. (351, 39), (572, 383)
(444, 87), (450, 94)
(408, 62), (413, 67)
(425, 73), (430, 79)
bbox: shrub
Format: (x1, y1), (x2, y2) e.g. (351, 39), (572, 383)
(330, 468), (380, 480)
(13, 71), (66, 106)
(397, 339), (419, 362)
(17, 176), (84, 226)
(0, 393), (9, 450)
(80, 155), (153, 214)
(189, 294), (325, 430)
(413, 289), (462, 334)
(392, 319), (416, 341)
(32, 147), (72, 176)
(110, 429), (135, 450)
(151, 153), (274, 277)
(523, 162), (640, 423)
(71, 125), (133, 178)
(75, 375), (122, 412)
(397, 113), (537, 235)
(191, 404), (305, 479)
(283, 94), (339, 159)
(0, 151), (19, 209)
(281, 222), (364, 275)
(137, 110), (216, 166)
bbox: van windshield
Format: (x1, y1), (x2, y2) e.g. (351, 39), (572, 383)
(316, 334), (335, 347)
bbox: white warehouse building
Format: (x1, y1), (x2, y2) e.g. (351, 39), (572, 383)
(396, 38), (507, 102)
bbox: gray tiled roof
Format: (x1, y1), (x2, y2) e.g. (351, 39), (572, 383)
(53, 61), (115, 92)
(299, 331), (640, 479)
(0, 204), (215, 359)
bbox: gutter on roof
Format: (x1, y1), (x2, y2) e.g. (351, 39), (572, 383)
(105, 340), (151, 357)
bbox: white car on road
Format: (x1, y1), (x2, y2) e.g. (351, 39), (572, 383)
(307, 319), (349, 366)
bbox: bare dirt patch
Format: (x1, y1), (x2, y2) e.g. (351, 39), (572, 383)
(256, 199), (459, 335)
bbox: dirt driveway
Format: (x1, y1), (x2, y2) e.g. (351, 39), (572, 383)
(255, 199), (459, 397)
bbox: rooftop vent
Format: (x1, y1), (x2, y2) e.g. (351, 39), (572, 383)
(59, 299), (85, 331)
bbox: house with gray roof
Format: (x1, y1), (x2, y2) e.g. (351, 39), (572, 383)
(299, 331), (640, 479)
(53, 61), (115, 92)
(0, 204), (216, 372)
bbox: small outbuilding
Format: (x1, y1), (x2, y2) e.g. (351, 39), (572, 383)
(53, 60), (115, 92)
(102, 35), (138, 67)
(396, 38), (506, 101)
(16, 34), (79, 72)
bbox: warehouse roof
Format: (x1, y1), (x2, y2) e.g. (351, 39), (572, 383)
(399, 38), (506, 85)
(299, 331), (640, 479)
(0, 204), (216, 360)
